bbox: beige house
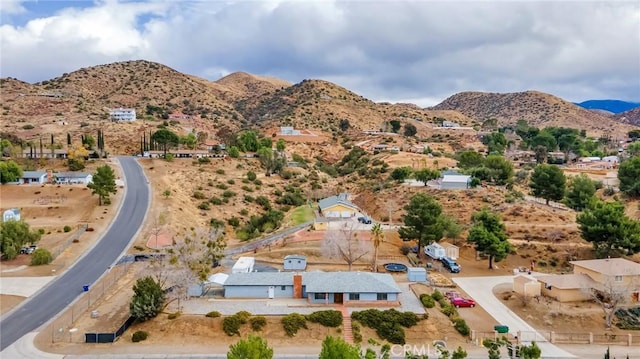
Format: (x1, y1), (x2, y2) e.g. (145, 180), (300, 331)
(318, 193), (360, 218)
(534, 258), (640, 303)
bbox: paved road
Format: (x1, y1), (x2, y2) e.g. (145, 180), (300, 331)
(453, 276), (576, 359)
(0, 157), (150, 351)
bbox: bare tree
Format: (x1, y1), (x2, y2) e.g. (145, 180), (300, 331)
(582, 275), (638, 329)
(322, 222), (369, 271)
(149, 212), (167, 250)
(144, 227), (226, 309)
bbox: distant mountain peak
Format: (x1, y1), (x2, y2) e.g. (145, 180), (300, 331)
(575, 99), (640, 114)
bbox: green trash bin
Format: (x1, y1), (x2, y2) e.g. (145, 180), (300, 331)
(494, 325), (509, 333)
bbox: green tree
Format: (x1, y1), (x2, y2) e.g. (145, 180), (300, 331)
(628, 130), (640, 140)
(179, 133), (197, 150)
(0, 220), (42, 260)
(87, 164), (117, 205)
(530, 132), (557, 151)
(228, 146), (240, 158)
(533, 145), (548, 164)
(441, 216), (463, 243)
(457, 150), (484, 169)
(371, 223), (383, 272)
(82, 134), (96, 150)
(576, 200), (640, 257)
(318, 336), (362, 359)
(391, 166), (413, 182)
(276, 138), (286, 152)
(0, 139), (13, 157)
(482, 155), (514, 185)
(467, 208), (511, 269)
(151, 129), (179, 156)
(451, 346), (468, 359)
(236, 131), (259, 152)
(618, 156), (640, 197)
(398, 194), (445, 248)
(529, 164), (566, 205)
(564, 174), (597, 211)
(414, 168), (440, 186)
(404, 124), (417, 137)
(519, 341), (541, 359)
(389, 120), (402, 133)
(129, 276), (165, 322)
(0, 160), (23, 183)
(339, 119), (351, 132)
(227, 335), (273, 359)
(482, 132), (507, 155)
(627, 142), (640, 157)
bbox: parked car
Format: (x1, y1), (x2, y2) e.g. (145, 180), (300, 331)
(357, 216), (372, 224)
(21, 245), (37, 254)
(451, 297), (476, 308)
(441, 257), (460, 273)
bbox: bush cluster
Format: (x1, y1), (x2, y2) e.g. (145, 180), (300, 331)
(281, 313), (308, 337)
(205, 311), (221, 318)
(131, 331), (148, 342)
(420, 294), (435, 308)
(351, 309), (420, 344)
(167, 312), (180, 320)
(250, 316), (267, 331)
(306, 310), (342, 327)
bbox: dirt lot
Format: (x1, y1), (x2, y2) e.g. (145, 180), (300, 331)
(0, 158), (124, 314)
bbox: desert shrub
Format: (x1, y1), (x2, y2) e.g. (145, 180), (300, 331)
(63, 225), (72, 232)
(193, 191), (206, 199)
(603, 186), (615, 196)
(227, 217), (241, 227)
(198, 157), (210, 164)
(454, 318), (470, 336)
(216, 183), (228, 190)
(227, 179), (235, 185)
(223, 315), (242, 336)
(22, 124), (35, 130)
(351, 309), (419, 345)
(254, 179), (262, 186)
(241, 185), (254, 192)
(239, 209), (249, 216)
(209, 196), (223, 205)
(377, 321), (405, 344)
(198, 202), (210, 210)
(281, 313), (308, 336)
(440, 304), (458, 318)
(30, 248), (53, 265)
(352, 322), (362, 343)
(250, 316), (267, 331)
(255, 196), (271, 210)
(400, 244), (412, 255)
(420, 294), (435, 308)
(205, 311), (221, 318)
(167, 312), (180, 320)
(306, 310), (342, 327)
(222, 190), (236, 198)
(209, 218), (224, 228)
(236, 310), (252, 324)
(216, 169), (225, 175)
(431, 290), (444, 302)
(243, 195), (255, 203)
(38, 228), (46, 235)
(131, 331), (148, 342)
(246, 171), (257, 181)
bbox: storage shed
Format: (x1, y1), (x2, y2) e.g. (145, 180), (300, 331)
(283, 255), (307, 271)
(513, 275), (540, 299)
(407, 267), (427, 282)
(232, 257), (255, 274)
(441, 175), (471, 190)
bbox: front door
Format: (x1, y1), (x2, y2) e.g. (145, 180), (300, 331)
(334, 293), (343, 304)
(268, 286), (275, 299)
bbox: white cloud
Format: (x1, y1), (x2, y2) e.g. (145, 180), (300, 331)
(1, 0), (638, 104)
(0, 0), (28, 14)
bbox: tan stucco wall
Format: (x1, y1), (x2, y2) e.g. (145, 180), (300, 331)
(313, 221), (328, 230)
(323, 204), (358, 215)
(541, 287), (590, 302)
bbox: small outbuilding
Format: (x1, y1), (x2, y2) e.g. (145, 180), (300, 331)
(513, 275), (541, 299)
(2, 208), (21, 222)
(20, 171), (47, 185)
(441, 175), (471, 190)
(283, 255), (307, 271)
(407, 267), (427, 282)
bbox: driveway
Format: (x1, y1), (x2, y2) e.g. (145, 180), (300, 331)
(0, 276), (56, 297)
(453, 276), (576, 358)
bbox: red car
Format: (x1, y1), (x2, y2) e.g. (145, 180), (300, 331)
(451, 297), (476, 308)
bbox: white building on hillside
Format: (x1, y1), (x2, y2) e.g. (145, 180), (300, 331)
(109, 108), (137, 122)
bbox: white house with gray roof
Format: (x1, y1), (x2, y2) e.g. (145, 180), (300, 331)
(223, 271), (401, 305)
(19, 171), (47, 184)
(54, 172), (93, 185)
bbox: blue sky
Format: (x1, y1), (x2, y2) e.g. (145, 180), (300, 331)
(1, 0), (639, 106)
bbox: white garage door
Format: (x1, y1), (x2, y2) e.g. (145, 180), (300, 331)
(340, 211), (351, 218)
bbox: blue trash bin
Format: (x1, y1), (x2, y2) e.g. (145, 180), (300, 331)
(83, 285), (89, 292)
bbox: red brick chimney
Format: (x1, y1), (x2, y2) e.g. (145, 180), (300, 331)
(293, 274), (302, 299)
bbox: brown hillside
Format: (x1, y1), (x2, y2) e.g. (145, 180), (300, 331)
(431, 90), (636, 137)
(214, 72), (291, 101)
(614, 106), (640, 127)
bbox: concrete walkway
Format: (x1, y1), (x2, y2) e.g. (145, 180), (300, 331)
(0, 276), (56, 297)
(453, 276), (576, 359)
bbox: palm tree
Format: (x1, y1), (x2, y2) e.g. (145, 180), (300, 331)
(370, 223), (383, 272)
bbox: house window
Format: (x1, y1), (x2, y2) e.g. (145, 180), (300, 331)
(377, 293), (388, 301)
(314, 293), (327, 300)
(281, 286), (286, 291)
(297, 260), (301, 264)
(349, 293), (360, 300)
(615, 275), (623, 282)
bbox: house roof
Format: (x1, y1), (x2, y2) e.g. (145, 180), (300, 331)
(318, 193), (359, 211)
(55, 172), (92, 178)
(534, 274), (597, 289)
(304, 272), (401, 293)
(22, 171), (47, 178)
(224, 272), (294, 286)
(442, 175), (471, 183)
(284, 255), (306, 261)
(570, 258), (640, 276)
